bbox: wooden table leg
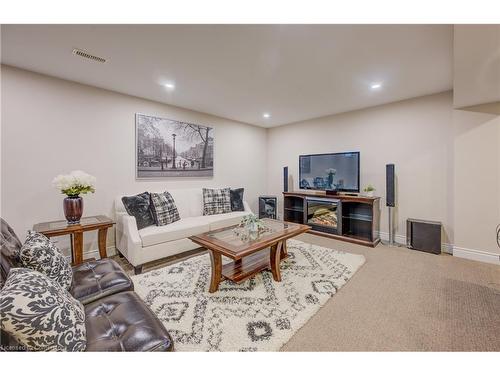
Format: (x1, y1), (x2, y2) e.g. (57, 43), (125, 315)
(70, 233), (75, 263)
(73, 231), (84, 265)
(270, 241), (283, 282)
(280, 240), (288, 260)
(98, 227), (108, 259)
(209, 250), (223, 293)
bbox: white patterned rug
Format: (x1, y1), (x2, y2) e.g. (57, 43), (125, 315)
(132, 239), (365, 351)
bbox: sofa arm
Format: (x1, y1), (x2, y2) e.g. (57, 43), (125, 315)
(115, 213), (142, 266)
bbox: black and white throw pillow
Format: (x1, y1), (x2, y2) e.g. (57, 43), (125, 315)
(202, 188), (232, 216)
(20, 231), (73, 290)
(121, 192), (156, 230)
(230, 188), (245, 211)
(0, 268), (86, 351)
(150, 192), (181, 226)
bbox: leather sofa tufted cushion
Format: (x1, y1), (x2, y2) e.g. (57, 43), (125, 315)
(70, 258), (133, 305)
(84, 291), (173, 352)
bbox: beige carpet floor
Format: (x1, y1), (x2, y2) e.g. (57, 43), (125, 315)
(113, 234), (500, 351)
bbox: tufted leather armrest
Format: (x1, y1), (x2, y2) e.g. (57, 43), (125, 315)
(84, 291), (173, 352)
(71, 258), (134, 305)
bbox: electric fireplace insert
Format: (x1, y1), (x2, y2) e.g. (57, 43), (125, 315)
(306, 197), (340, 235)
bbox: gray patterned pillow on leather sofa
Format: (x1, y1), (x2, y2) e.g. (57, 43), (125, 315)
(0, 268), (86, 351)
(150, 192), (180, 226)
(20, 230), (73, 290)
(202, 187), (232, 216)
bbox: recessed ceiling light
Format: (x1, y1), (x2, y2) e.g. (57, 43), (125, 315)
(370, 83), (382, 89)
(263, 113), (271, 118)
(164, 83), (175, 89)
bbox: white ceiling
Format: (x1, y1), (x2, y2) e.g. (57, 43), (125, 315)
(1, 25), (453, 127)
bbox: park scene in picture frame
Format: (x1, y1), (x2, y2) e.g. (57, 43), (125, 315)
(136, 113), (214, 178)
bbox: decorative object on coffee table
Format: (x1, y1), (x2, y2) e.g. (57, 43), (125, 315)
(52, 170), (96, 224)
(234, 214), (270, 241)
(33, 215), (114, 265)
(190, 218), (310, 293)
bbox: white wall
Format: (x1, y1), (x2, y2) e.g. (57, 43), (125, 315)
(453, 25), (500, 113)
(1, 65), (267, 253)
(266, 92), (455, 246)
(453, 110), (500, 261)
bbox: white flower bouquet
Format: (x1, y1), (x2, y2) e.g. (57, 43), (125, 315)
(52, 170), (96, 197)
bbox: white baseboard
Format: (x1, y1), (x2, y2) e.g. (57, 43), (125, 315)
(452, 246), (500, 265)
(442, 243), (454, 255)
(377, 231), (453, 254)
(83, 245), (117, 260)
(378, 231), (406, 245)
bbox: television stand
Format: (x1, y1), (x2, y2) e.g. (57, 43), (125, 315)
(283, 191), (380, 247)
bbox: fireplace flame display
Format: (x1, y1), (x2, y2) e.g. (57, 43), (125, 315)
(309, 207), (338, 227)
(306, 199), (340, 234)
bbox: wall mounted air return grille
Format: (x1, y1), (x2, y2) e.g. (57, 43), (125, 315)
(72, 49), (107, 63)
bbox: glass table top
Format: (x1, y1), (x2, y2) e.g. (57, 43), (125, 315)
(207, 219), (294, 247)
(33, 215), (114, 234)
(48, 216), (101, 229)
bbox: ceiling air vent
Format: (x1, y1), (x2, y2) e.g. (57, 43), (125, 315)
(72, 48), (107, 63)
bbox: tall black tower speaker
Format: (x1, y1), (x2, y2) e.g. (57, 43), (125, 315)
(283, 166), (289, 192)
(386, 164), (395, 207)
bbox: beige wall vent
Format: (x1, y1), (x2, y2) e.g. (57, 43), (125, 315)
(72, 48), (107, 63)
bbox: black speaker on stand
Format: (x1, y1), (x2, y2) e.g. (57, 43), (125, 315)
(283, 166), (289, 192)
(385, 164), (400, 247)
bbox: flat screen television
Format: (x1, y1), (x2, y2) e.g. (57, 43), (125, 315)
(299, 152), (360, 192)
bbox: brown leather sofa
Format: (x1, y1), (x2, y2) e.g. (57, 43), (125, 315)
(0, 218), (173, 352)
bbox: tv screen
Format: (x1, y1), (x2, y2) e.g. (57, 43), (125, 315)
(299, 152), (360, 192)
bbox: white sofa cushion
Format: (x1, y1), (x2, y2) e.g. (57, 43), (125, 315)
(139, 217), (210, 247)
(203, 211), (248, 231)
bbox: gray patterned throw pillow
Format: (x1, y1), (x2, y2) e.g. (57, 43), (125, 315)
(0, 268), (86, 351)
(20, 230), (73, 290)
(202, 187), (232, 215)
(150, 191), (181, 226)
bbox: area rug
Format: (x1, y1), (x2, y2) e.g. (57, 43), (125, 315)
(131, 239), (365, 351)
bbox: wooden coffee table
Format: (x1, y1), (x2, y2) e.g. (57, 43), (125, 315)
(189, 219), (310, 293)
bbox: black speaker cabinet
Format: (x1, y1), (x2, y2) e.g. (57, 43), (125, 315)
(283, 166), (289, 192)
(386, 164), (395, 207)
(407, 218), (442, 255)
(259, 196), (277, 219)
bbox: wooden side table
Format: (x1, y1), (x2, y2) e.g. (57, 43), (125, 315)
(33, 215), (114, 265)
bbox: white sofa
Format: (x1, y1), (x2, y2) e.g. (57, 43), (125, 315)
(115, 188), (252, 274)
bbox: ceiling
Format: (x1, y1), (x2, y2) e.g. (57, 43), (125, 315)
(1, 25), (453, 127)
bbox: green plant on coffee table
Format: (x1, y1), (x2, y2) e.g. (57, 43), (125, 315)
(239, 214), (266, 230)
(235, 214), (269, 240)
